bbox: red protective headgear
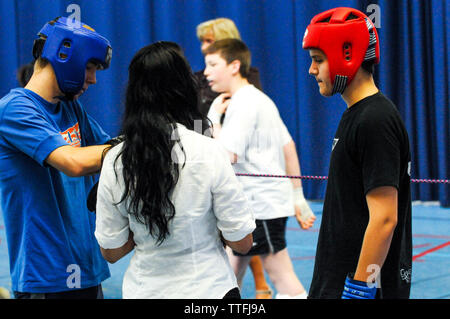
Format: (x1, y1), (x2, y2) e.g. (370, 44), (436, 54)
(302, 7), (380, 94)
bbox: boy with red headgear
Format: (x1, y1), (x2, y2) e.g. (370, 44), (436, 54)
(303, 7), (412, 299)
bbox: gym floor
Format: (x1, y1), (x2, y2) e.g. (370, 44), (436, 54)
(1, 201), (449, 299)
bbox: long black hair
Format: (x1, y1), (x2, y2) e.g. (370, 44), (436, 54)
(117, 41), (210, 244)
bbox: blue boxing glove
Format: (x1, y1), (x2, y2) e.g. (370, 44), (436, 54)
(342, 274), (377, 299)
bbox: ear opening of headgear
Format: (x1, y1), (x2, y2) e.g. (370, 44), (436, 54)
(302, 7), (380, 95)
(34, 16), (112, 100)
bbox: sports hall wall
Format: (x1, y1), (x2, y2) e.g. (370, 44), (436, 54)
(0, 0), (448, 206)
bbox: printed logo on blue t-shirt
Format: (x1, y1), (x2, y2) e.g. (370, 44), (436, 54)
(60, 122), (81, 147)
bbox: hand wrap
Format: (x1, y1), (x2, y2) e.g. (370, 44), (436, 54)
(293, 187), (315, 222)
(342, 274), (377, 299)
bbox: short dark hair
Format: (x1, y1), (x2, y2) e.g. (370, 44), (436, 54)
(17, 62), (35, 87)
(32, 35), (50, 69)
(361, 60), (375, 75)
(204, 38), (251, 78)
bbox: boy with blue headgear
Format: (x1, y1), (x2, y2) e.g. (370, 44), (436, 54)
(0, 17), (114, 298)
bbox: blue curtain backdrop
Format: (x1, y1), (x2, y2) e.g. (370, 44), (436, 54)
(0, 0), (448, 206)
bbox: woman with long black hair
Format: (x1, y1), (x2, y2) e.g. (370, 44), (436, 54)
(94, 42), (255, 299)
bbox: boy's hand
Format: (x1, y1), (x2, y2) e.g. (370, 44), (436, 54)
(295, 204), (316, 229)
(212, 93), (231, 115)
(293, 187), (316, 229)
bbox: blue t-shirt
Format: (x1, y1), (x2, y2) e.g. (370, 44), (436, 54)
(0, 88), (111, 293)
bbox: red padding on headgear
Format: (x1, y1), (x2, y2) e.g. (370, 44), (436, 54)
(302, 7), (380, 90)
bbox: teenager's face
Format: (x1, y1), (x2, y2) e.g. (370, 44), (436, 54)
(73, 62), (98, 99)
(204, 53), (233, 93)
(308, 49), (332, 96)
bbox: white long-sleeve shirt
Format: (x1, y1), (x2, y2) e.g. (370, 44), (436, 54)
(95, 124), (255, 299)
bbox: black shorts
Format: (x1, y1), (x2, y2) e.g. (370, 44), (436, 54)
(233, 217), (287, 257)
(223, 287), (241, 299)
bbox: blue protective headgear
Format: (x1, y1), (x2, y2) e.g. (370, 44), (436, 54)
(33, 17), (112, 99)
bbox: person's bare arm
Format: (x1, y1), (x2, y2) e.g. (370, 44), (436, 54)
(283, 140), (302, 188)
(283, 140), (316, 229)
(353, 186), (398, 282)
(45, 144), (110, 177)
(100, 232), (136, 264)
(222, 233), (253, 255)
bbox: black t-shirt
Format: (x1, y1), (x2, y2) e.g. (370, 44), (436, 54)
(309, 92), (412, 299)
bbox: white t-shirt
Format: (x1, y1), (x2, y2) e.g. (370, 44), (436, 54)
(212, 84), (294, 220)
(95, 124), (256, 299)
